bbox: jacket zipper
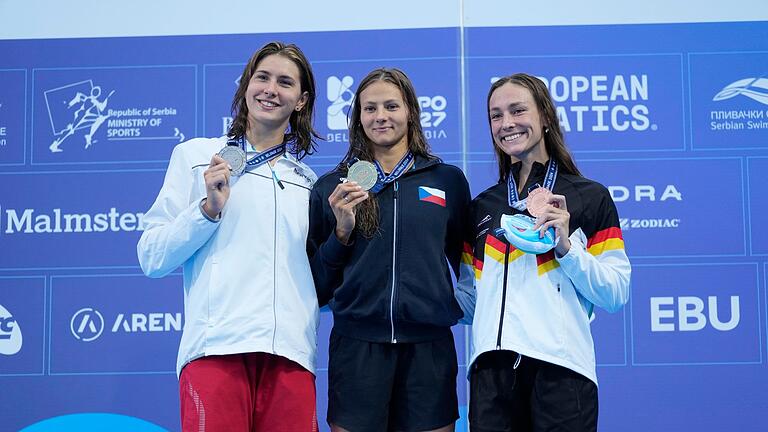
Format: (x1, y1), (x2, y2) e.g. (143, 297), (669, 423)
(496, 238), (510, 350)
(271, 164), (279, 353)
(389, 181), (399, 343)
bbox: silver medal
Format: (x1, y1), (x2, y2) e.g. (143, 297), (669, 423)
(346, 160), (378, 191)
(217, 145), (246, 176)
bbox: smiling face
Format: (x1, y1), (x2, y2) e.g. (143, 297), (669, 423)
(358, 80), (409, 152)
(244, 53), (308, 133)
(488, 82), (549, 163)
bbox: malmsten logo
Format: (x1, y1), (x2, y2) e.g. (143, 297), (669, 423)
(3, 207), (145, 234)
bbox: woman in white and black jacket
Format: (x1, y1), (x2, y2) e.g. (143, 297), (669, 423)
(308, 68), (471, 432)
(456, 73), (631, 432)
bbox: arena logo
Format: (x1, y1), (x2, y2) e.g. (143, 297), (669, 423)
(0, 304), (22, 355)
(650, 296), (740, 332)
(709, 77), (768, 131)
(70, 307), (182, 342)
(2, 207), (145, 234)
(325, 75), (449, 143)
(608, 184), (683, 231)
(43, 79), (184, 154)
(70, 307), (103, 342)
(491, 74), (654, 133)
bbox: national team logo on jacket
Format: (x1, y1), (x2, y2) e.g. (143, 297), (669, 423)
(418, 186), (446, 207)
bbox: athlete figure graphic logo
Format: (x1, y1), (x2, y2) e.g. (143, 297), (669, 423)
(49, 85), (114, 153)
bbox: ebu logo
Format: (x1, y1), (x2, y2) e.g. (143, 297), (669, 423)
(650, 296), (740, 332)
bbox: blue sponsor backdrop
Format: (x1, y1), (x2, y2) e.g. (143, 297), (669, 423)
(0, 21), (767, 431)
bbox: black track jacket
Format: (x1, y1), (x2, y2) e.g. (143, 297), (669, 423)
(307, 156), (471, 343)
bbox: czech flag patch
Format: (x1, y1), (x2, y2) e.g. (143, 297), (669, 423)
(418, 186), (446, 207)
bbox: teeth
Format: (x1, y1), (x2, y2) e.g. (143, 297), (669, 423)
(259, 100), (277, 107)
(503, 133), (522, 141)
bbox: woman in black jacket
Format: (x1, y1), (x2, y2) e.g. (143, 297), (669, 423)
(308, 68), (471, 432)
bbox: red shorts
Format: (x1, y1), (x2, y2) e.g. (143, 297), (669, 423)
(179, 352), (317, 432)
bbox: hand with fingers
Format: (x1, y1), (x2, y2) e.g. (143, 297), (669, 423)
(533, 193), (572, 256)
(202, 154), (232, 220)
(329, 181), (369, 245)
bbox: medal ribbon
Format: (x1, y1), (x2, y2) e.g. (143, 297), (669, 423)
(371, 151), (414, 193)
(231, 136), (286, 168)
(507, 159), (559, 210)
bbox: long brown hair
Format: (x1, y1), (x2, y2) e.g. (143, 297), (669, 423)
(338, 68), (437, 238)
(228, 41), (320, 160)
(487, 73), (581, 181)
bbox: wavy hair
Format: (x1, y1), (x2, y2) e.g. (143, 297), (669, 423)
(338, 68), (437, 237)
(228, 41), (320, 160)
(487, 73), (581, 181)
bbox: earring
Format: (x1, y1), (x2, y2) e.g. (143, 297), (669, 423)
(544, 126), (550, 133)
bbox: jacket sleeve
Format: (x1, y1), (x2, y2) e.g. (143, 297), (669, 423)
(556, 187), (631, 313)
(307, 182), (353, 307)
(451, 174), (476, 324)
(137, 144), (220, 278)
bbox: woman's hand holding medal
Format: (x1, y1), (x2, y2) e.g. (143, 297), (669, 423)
(529, 189), (571, 256)
(202, 154), (232, 219)
(329, 182), (369, 245)
(330, 161), (376, 245)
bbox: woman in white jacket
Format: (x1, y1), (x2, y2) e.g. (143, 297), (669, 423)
(137, 41), (321, 432)
(457, 73), (631, 432)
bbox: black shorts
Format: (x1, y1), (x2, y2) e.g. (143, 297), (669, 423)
(327, 330), (459, 432)
(469, 350), (598, 432)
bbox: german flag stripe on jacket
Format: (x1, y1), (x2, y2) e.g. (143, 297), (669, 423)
(587, 227), (624, 256)
(453, 160), (631, 388)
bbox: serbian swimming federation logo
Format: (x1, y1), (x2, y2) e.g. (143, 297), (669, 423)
(418, 186), (446, 207)
(0, 304), (22, 356)
(713, 77), (768, 105)
(327, 76), (354, 130)
(44, 80), (114, 153)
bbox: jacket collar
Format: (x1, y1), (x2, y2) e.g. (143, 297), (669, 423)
(409, 154), (442, 173)
(509, 159), (549, 185)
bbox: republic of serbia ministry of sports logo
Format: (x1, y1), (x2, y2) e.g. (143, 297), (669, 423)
(44, 80), (115, 153)
(43, 77), (186, 155)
